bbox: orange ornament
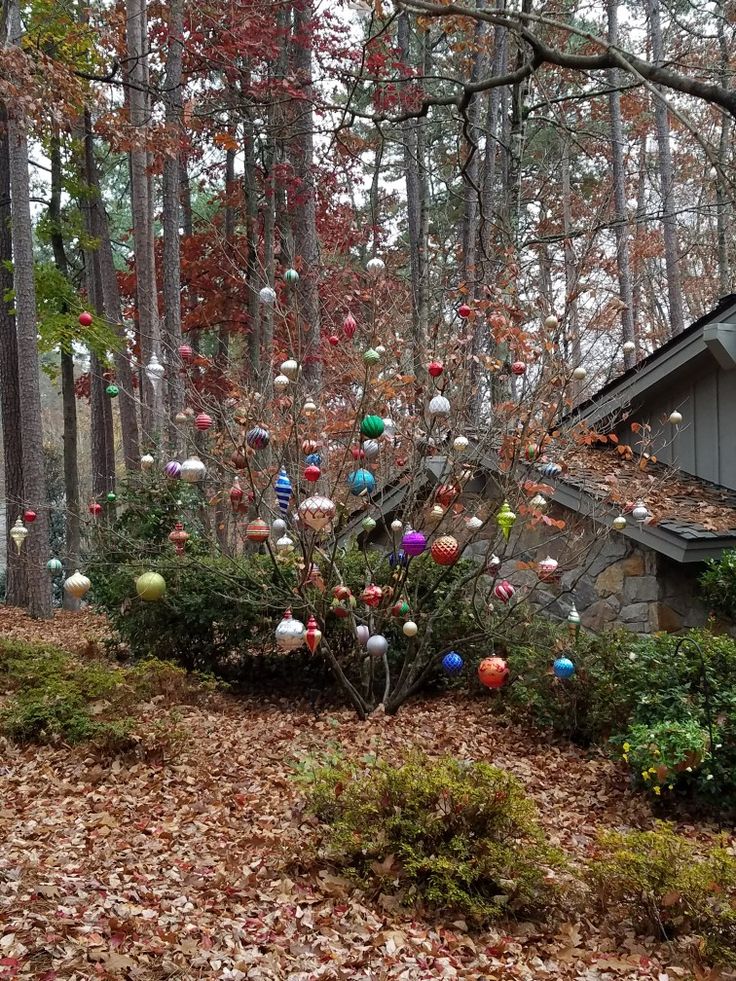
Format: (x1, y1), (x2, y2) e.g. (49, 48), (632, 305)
(478, 657), (509, 689)
(245, 518), (270, 542)
(431, 535), (460, 566)
(436, 482), (460, 508)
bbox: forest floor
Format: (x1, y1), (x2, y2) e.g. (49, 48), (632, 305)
(0, 610), (731, 981)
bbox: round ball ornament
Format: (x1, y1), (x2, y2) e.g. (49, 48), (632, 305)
(46, 558), (63, 575)
(478, 657), (509, 689)
(465, 515), (483, 531)
(106, 492), (117, 503)
(141, 453), (154, 471)
(23, 509), (36, 523)
(305, 452), (322, 467)
(632, 501), (650, 523)
(363, 347), (380, 366)
(366, 256), (385, 278)
(360, 414), (384, 439)
(544, 314), (559, 330)
(275, 535), (295, 555)
(362, 439), (381, 460)
(195, 411), (213, 432)
(174, 411), (188, 424)
(529, 493), (548, 511)
(328, 334), (339, 346)
(361, 515), (377, 533)
(303, 395), (318, 417)
(539, 461), (562, 478)
(402, 620), (418, 638)
(89, 501), (103, 517)
(428, 360), (443, 378)
(458, 303), (471, 319)
(304, 464), (321, 482)
(510, 361), (526, 376)
(538, 555), (559, 582)
(669, 410), (683, 425)
(64, 569), (91, 599)
(271, 518), (287, 538)
(361, 584), (383, 608)
(136, 572), (167, 602)
(623, 340), (636, 354)
(78, 310), (93, 327)
(274, 373), (290, 392)
(453, 435), (469, 453)
(178, 343), (194, 361)
(553, 656), (576, 680)
(612, 514), (627, 531)
(428, 394), (451, 417)
(284, 268), (299, 285)
(493, 579), (515, 604)
(246, 518), (270, 543)
(342, 313), (357, 338)
(436, 482), (460, 508)
(259, 286), (277, 305)
(442, 651), (464, 674)
(246, 426), (270, 450)
(347, 469), (376, 496)
(106, 384), (119, 398)
(431, 535), (460, 566)
(280, 358), (299, 380)
(299, 495), (336, 531)
(367, 634), (388, 658)
(165, 460), (182, 479)
(391, 599), (410, 617)
(181, 456), (206, 483)
(275, 609), (306, 651)
(572, 366), (587, 381)
(390, 519), (403, 533)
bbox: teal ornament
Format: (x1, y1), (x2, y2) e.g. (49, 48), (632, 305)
(553, 656), (575, 679)
(347, 469), (376, 496)
(46, 558), (63, 575)
(284, 268), (299, 284)
(106, 384), (119, 398)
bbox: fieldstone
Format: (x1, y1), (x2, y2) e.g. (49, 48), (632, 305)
(656, 603), (683, 632)
(583, 599), (620, 632)
(620, 601), (652, 623)
(620, 553), (646, 576)
(624, 576), (659, 603)
(596, 562), (624, 595)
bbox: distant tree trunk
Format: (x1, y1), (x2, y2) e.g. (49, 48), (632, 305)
(5, 0), (52, 618)
(48, 135), (81, 583)
(242, 102), (261, 379)
(162, 0), (185, 448)
(505, 0), (532, 250)
(560, 135), (580, 368)
(0, 102), (26, 606)
(631, 136), (647, 338)
(607, 0), (637, 367)
(126, 0), (161, 439)
(715, 0), (731, 295)
(479, 2), (506, 283)
(290, 0), (321, 387)
(460, 1), (488, 296)
(646, 0), (685, 337)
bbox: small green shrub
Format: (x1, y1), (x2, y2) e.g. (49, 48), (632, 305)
(586, 824), (736, 964)
(306, 752), (564, 922)
(700, 550), (736, 620)
(622, 719), (712, 797)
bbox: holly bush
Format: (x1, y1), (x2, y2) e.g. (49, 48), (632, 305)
(700, 549), (736, 620)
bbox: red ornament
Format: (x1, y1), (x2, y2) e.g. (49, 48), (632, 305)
(458, 303), (472, 319)
(494, 579), (515, 604)
(428, 360), (444, 378)
(478, 656), (509, 689)
(332, 585), (352, 602)
(351, 446), (365, 460)
(331, 601), (350, 619)
(195, 411), (213, 432)
(169, 522), (189, 555)
(245, 518), (270, 543)
(436, 482), (460, 508)
(305, 615), (322, 653)
(179, 343), (194, 361)
(304, 464), (321, 482)
(361, 584), (383, 608)
(23, 509), (37, 523)
(78, 311), (93, 327)
(343, 313), (357, 338)
(88, 501), (103, 517)
(302, 439), (320, 455)
(511, 361), (527, 376)
(328, 334), (339, 346)
(431, 535), (460, 565)
(229, 481), (244, 509)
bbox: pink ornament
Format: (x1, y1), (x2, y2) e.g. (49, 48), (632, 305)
(179, 343), (194, 361)
(511, 361), (527, 376)
(328, 334), (339, 346)
(195, 411), (213, 432)
(458, 303), (471, 319)
(493, 579), (515, 604)
(343, 313), (357, 338)
(78, 311), (93, 327)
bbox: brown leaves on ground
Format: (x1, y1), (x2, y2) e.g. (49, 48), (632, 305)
(0, 606), (110, 655)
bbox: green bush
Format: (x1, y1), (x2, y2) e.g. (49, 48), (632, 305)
(306, 752), (564, 922)
(700, 549), (736, 621)
(586, 824), (736, 964)
(623, 719), (712, 797)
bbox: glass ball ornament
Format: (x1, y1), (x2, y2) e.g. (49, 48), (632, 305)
(304, 464), (321, 482)
(669, 410), (683, 425)
(78, 310), (93, 327)
(375, 344), (386, 356)
(478, 656), (509, 689)
(362, 439), (380, 460)
(544, 314), (559, 330)
(428, 360), (444, 378)
(140, 453), (154, 471)
(9, 518), (28, 552)
(402, 620), (418, 638)
(363, 347), (380, 366)
(275, 609), (306, 650)
(428, 394), (451, 417)
(623, 340), (636, 354)
(453, 435), (469, 453)
(174, 411), (188, 424)
(259, 286), (277, 305)
(165, 460), (182, 479)
(458, 303), (471, 319)
(302, 439), (321, 455)
(430, 535), (460, 566)
(493, 579), (515, 604)
(537, 556), (559, 582)
(305, 452), (322, 467)
(428, 504), (445, 523)
(347, 469), (376, 496)
(23, 509), (36, 523)
(465, 515), (483, 532)
(361, 515), (377, 533)
(539, 461), (562, 478)
(510, 361), (526, 375)
(442, 651), (464, 674)
(106, 384), (119, 398)
(402, 529), (426, 556)
(572, 366), (587, 381)
(299, 495), (336, 531)
(360, 414), (384, 439)
(246, 518), (270, 543)
(64, 569), (91, 599)
(272, 518), (287, 537)
(328, 334), (339, 346)
(284, 268), (299, 284)
(356, 624), (370, 646)
(106, 492), (117, 503)
(89, 501), (103, 517)
(135, 571), (167, 602)
(145, 354), (165, 386)
(367, 634), (389, 657)
(632, 501), (650, 522)
(195, 411), (213, 432)
(274, 373), (290, 392)
(553, 656), (576, 680)
(612, 514), (627, 531)
(361, 584), (383, 607)
(280, 358), (299, 380)
(181, 456), (206, 483)
(366, 256), (385, 278)
(390, 519), (403, 533)
(388, 550), (408, 568)
(302, 395), (318, 417)
(275, 535), (295, 555)
(178, 343), (194, 361)
(529, 493), (547, 511)
(46, 558), (63, 575)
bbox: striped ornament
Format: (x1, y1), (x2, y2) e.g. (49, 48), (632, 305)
(275, 468), (292, 514)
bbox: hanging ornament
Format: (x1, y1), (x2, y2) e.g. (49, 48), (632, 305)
(402, 620), (418, 638)
(431, 535), (460, 566)
(46, 558), (63, 575)
(529, 493), (548, 511)
(245, 426), (270, 450)
(465, 515), (483, 532)
(136, 572), (167, 602)
(356, 624), (370, 646)
(78, 310), (93, 327)
(382, 418), (396, 438)
(487, 553), (502, 574)
(360, 414), (384, 439)
(612, 514), (627, 531)
(305, 452), (322, 467)
(272, 518), (287, 538)
(305, 616), (322, 653)
(302, 440), (321, 456)
(363, 347), (380, 366)
(366, 256), (385, 278)
(458, 303), (471, 319)
(165, 460), (182, 479)
(229, 479), (244, 510)
(178, 343), (194, 361)
(275, 469), (293, 513)
(544, 314), (559, 330)
(553, 656), (576, 680)
(493, 579), (515, 604)
(64, 569), (91, 599)
(436, 482), (461, 508)
(169, 522), (189, 555)
(89, 501), (103, 517)
(428, 504), (445, 523)
(568, 603), (581, 638)
(145, 354), (165, 388)
(375, 345), (386, 358)
(428, 394), (451, 417)
(539, 461), (562, 478)
(361, 584), (383, 608)
(274, 373), (290, 392)
(304, 464), (321, 482)
(367, 634), (388, 657)
(537, 556), (559, 582)
(174, 411), (188, 424)
(390, 519), (403, 533)
(351, 445), (365, 461)
(442, 651), (464, 674)
(9, 518), (28, 552)
(342, 312), (357, 338)
(401, 530), (427, 556)
(496, 500), (516, 540)
(181, 456), (206, 483)
(347, 469), (376, 496)
(669, 410), (683, 425)
(246, 518), (270, 543)
(478, 656), (509, 689)
(299, 495), (336, 531)
(303, 395), (318, 417)
(275, 609), (306, 650)
(333, 585), (352, 603)
(281, 358), (299, 380)
(391, 599), (410, 617)
(623, 340), (636, 354)
(106, 492), (117, 503)
(362, 515), (377, 533)
(195, 411), (213, 432)
(632, 501), (650, 523)
(259, 286), (277, 305)
(284, 268), (299, 284)
(106, 384), (119, 398)
(453, 435), (469, 453)
(328, 334), (339, 346)
(572, 366), (587, 381)
(388, 550), (408, 568)
(275, 534), (295, 555)
(362, 439), (380, 461)
(428, 360), (444, 378)
(231, 448), (247, 469)
(510, 361), (526, 375)
(23, 509), (36, 523)
(141, 453), (155, 471)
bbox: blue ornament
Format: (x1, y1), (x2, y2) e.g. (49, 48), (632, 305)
(275, 468), (292, 514)
(347, 468), (376, 496)
(442, 651), (464, 674)
(539, 461), (562, 478)
(553, 656), (575, 679)
(305, 453), (322, 467)
(388, 549), (408, 568)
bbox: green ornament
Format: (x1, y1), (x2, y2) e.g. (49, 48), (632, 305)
(46, 558), (63, 575)
(360, 414), (385, 439)
(106, 492), (117, 503)
(496, 499), (517, 540)
(363, 348), (380, 366)
(106, 384), (119, 398)
(362, 515), (377, 533)
(135, 571), (167, 602)
(284, 268), (299, 284)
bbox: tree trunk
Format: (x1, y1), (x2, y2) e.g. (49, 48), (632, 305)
(560, 135), (581, 369)
(0, 102), (26, 606)
(646, 0), (685, 337)
(505, 0), (533, 250)
(460, 0), (488, 296)
(242, 102), (261, 379)
(607, 0), (637, 367)
(5, 0), (52, 617)
(479, 0), (506, 283)
(715, 0), (731, 296)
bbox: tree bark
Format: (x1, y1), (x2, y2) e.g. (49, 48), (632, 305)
(0, 101), (26, 606)
(715, 0), (731, 296)
(460, 0), (488, 295)
(5, 0), (52, 617)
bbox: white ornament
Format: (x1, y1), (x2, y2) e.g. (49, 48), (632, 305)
(272, 518), (287, 537)
(280, 358), (299, 381)
(275, 610), (305, 651)
(529, 493), (548, 511)
(181, 455), (206, 483)
(363, 439), (381, 460)
(302, 395), (318, 417)
(465, 515), (483, 531)
(273, 374), (290, 392)
(572, 366), (587, 381)
(366, 256), (385, 278)
(64, 569), (91, 599)
(9, 518), (28, 552)
(367, 634), (389, 657)
(544, 314), (558, 330)
(428, 394), (451, 417)
(390, 519), (403, 533)
(669, 410), (683, 425)
(382, 418), (396, 438)
(259, 286), (277, 305)
(402, 620), (418, 637)
(298, 495), (336, 531)
(145, 354), (165, 387)
(453, 435), (469, 453)
(632, 501), (650, 523)
(140, 453), (154, 471)
(612, 515), (627, 531)
(275, 535), (295, 554)
(623, 340), (636, 354)
(375, 344), (386, 356)
(356, 624), (369, 646)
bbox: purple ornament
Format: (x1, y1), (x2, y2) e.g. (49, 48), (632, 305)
(356, 625), (369, 646)
(165, 460), (182, 479)
(402, 530), (427, 557)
